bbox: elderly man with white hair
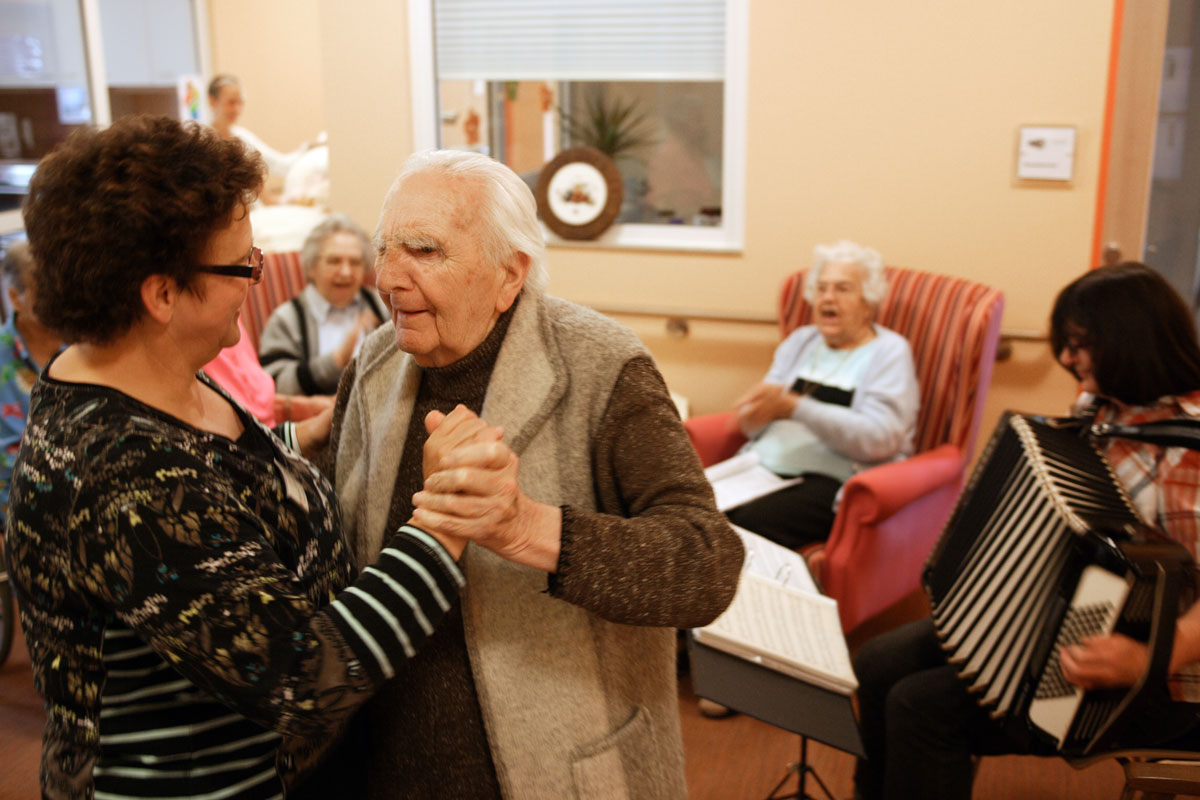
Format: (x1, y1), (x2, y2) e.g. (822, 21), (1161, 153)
(318, 149), (743, 799)
(725, 239), (920, 551)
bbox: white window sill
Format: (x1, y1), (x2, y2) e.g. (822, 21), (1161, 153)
(543, 222), (743, 254)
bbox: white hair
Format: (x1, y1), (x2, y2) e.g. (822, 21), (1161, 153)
(300, 213), (374, 279)
(389, 149), (549, 294)
(803, 239), (888, 306)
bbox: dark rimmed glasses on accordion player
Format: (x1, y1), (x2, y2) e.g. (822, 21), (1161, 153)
(1061, 337), (1090, 357)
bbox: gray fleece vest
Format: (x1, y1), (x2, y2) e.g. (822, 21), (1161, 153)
(334, 289), (687, 799)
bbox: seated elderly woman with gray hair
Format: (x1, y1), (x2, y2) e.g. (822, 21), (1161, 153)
(725, 239), (920, 550)
(258, 213), (389, 395)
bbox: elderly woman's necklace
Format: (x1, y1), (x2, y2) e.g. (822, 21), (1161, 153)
(794, 346), (854, 398)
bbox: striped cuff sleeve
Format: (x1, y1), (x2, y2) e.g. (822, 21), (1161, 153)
(278, 421), (299, 452)
(326, 525), (464, 683)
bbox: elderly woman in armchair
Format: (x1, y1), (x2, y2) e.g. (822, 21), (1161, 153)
(724, 239), (920, 550)
(258, 214), (388, 395)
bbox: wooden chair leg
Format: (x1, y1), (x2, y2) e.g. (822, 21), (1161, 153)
(1121, 755), (1200, 800)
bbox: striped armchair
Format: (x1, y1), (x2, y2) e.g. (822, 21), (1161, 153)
(685, 266), (1005, 633)
(240, 251), (307, 355)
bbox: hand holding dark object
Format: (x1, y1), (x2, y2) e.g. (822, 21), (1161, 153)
(734, 382), (796, 438)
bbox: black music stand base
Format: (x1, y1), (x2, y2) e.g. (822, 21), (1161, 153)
(686, 635), (864, 800)
(765, 735), (836, 800)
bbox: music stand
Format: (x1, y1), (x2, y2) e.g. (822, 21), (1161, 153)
(687, 633), (864, 800)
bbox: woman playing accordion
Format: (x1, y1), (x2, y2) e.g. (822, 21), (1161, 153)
(853, 262), (1200, 800)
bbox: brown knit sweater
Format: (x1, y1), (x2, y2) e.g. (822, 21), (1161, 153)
(365, 304), (513, 799)
(318, 289), (742, 799)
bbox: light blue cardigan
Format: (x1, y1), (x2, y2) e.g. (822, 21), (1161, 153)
(757, 323), (920, 472)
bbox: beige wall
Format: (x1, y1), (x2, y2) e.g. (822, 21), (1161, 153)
(207, 0), (325, 153)
(209, 0), (1118, 438)
(317, 0), (414, 225)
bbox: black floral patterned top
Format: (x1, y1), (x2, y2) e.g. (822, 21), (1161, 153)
(3, 365), (463, 799)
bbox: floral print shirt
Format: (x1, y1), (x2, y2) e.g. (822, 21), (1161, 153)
(3, 365), (463, 799)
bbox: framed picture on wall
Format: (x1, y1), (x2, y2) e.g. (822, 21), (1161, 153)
(535, 147), (623, 240)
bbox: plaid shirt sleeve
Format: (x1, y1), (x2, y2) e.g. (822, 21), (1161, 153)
(1095, 391), (1200, 700)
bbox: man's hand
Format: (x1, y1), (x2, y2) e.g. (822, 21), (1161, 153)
(413, 405), (561, 572)
(423, 405), (504, 480)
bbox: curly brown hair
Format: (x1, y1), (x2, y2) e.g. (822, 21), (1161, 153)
(23, 114), (264, 344)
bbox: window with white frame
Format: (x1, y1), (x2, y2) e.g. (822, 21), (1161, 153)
(0, 0), (205, 161)
(409, 0), (746, 252)
(0, 0), (205, 237)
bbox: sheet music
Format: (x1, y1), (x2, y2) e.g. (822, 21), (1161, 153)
(696, 573), (857, 694)
(733, 523), (819, 595)
(695, 525), (857, 694)
(705, 451), (804, 511)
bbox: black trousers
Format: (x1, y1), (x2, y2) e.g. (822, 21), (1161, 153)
(853, 617), (1200, 800)
(725, 473), (842, 550)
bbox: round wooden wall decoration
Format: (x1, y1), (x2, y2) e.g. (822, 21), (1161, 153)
(535, 147), (624, 240)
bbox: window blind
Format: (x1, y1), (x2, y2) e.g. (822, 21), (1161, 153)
(433, 0), (725, 82)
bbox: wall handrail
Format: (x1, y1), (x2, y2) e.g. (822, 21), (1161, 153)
(590, 302), (1048, 347)
(590, 303), (775, 326)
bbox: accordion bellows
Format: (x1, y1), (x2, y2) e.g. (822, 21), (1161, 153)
(924, 412), (1193, 755)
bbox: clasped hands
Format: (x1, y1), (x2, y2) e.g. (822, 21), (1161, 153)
(412, 405), (562, 572)
(735, 382), (799, 438)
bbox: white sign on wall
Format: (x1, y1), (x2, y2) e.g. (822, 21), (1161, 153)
(1016, 125), (1076, 182)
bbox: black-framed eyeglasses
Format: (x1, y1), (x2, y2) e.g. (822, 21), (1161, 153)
(1062, 338), (1091, 357)
(197, 246), (264, 284)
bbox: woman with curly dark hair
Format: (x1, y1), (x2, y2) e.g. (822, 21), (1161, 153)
(3, 115), (476, 799)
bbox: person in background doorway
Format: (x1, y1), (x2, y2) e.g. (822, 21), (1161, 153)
(208, 74), (322, 182)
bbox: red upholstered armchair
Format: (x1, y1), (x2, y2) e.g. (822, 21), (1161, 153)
(240, 251), (308, 354)
(685, 267), (1004, 633)
(240, 250), (381, 353)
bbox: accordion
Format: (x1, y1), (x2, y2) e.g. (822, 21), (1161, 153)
(923, 412), (1194, 756)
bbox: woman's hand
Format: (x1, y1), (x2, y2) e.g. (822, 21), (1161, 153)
(411, 405), (505, 559)
(293, 400), (334, 459)
(333, 311), (382, 368)
(734, 382), (797, 438)
(412, 405), (561, 572)
(1059, 633), (1148, 690)
(421, 405), (504, 479)
(1061, 601), (1200, 697)
(277, 393), (335, 423)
